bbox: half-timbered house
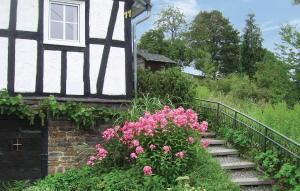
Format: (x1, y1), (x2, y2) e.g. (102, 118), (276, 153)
(0, 0), (150, 100)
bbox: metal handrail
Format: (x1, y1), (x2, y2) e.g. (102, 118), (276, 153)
(196, 99), (300, 162)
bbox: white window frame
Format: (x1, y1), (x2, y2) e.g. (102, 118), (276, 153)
(44, 0), (85, 47)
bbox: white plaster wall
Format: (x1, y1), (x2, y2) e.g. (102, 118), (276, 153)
(16, 0), (39, 32)
(43, 50), (61, 93)
(0, 0), (10, 29)
(66, 52), (84, 95)
(15, 39), (37, 93)
(0, 37), (8, 90)
(112, 1), (124, 41)
(102, 47), (126, 95)
(89, 44), (104, 94)
(89, 0), (113, 38)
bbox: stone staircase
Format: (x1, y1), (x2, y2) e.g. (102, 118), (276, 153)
(202, 132), (274, 191)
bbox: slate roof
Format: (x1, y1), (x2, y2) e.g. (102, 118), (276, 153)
(138, 50), (177, 64)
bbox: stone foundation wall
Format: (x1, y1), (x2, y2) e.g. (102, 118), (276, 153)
(48, 120), (110, 174)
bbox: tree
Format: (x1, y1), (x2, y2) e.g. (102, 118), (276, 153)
(189, 10), (240, 75)
(241, 13), (264, 78)
(155, 6), (187, 40)
(138, 29), (168, 55)
(254, 51), (292, 103)
(193, 49), (217, 79)
(276, 25), (300, 102)
(138, 29), (192, 65)
(294, 0), (300, 4)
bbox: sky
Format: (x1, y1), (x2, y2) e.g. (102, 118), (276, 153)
(136, 0), (300, 51)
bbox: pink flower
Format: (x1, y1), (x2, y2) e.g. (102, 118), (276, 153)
(163, 145), (171, 154)
(136, 146), (144, 154)
(199, 121), (208, 132)
(188, 137), (194, 144)
(132, 140), (140, 147)
(175, 151), (185, 159)
(143, 166), (153, 176)
(130, 153), (137, 159)
(149, 144), (156, 151)
(201, 140), (209, 148)
(97, 147), (108, 160)
(87, 160), (94, 166)
(102, 128), (116, 141)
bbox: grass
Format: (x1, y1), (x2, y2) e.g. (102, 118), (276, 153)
(196, 86), (300, 143)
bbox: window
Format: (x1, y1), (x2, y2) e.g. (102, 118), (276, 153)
(44, 0), (85, 47)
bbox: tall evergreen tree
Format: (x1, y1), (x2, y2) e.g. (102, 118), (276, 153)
(240, 13), (264, 78)
(189, 11), (240, 75)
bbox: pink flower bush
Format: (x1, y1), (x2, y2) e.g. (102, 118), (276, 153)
(175, 151), (185, 159)
(163, 145), (171, 154)
(143, 166), (153, 176)
(87, 106), (209, 177)
(136, 146), (144, 154)
(130, 153), (137, 159)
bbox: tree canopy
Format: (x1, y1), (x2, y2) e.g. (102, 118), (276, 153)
(155, 6), (187, 40)
(241, 13), (264, 78)
(189, 10), (240, 75)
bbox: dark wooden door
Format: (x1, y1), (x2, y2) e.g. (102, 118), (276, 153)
(0, 117), (47, 181)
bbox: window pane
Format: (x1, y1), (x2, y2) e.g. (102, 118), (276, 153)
(66, 5), (78, 23)
(50, 21), (63, 39)
(50, 3), (63, 21)
(65, 23), (78, 40)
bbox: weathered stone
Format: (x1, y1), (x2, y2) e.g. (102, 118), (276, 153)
(47, 119), (111, 175)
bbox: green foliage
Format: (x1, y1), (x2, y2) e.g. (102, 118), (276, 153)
(0, 91), (118, 130)
(26, 149), (239, 191)
(39, 96), (117, 130)
(114, 95), (173, 126)
(193, 48), (217, 78)
(138, 29), (192, 65)
(254, 51), (292, 103)
(155, 6), (187, 40)
(137, 67), (197, 106)
(277, 25), (300, 102)
(255, 151), (281, 175)
(138, 29), (168, 55)
(0, 180), (31, 191)
(240, 13), (264, 78)
(0, 91), (40, 124)
(275, 163), (300, 189)
(135, 127), (200, 182)
(218, 127), (251, 151)
(189, 10), (240, 75)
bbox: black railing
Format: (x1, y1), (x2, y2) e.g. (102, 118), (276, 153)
(196, 99), (300, 164)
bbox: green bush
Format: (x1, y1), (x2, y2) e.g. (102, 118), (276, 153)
(138, 67), (197, 105)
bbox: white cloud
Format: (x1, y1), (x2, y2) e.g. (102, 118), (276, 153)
(262, 18), (300, 32)
(152, 0), (201, 18)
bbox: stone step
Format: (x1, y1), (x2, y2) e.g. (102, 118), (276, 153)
(201, 132), (216, 138)
(242, 185), (273, 191)
(230, 170), (273, 186)
(216, 156), (256, 170)
(202, 138), (225, 146)
(206, 146), (239, 156)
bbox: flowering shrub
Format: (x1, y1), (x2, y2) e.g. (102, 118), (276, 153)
(88, 106), (208, 182)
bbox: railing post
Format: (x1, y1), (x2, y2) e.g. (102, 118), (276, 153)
(263, 127), (268, 152)
(234, 111), (237, 129)
(216, 103), (220, 126)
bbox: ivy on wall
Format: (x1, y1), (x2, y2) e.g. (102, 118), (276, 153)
(0, 91), (120, 130)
